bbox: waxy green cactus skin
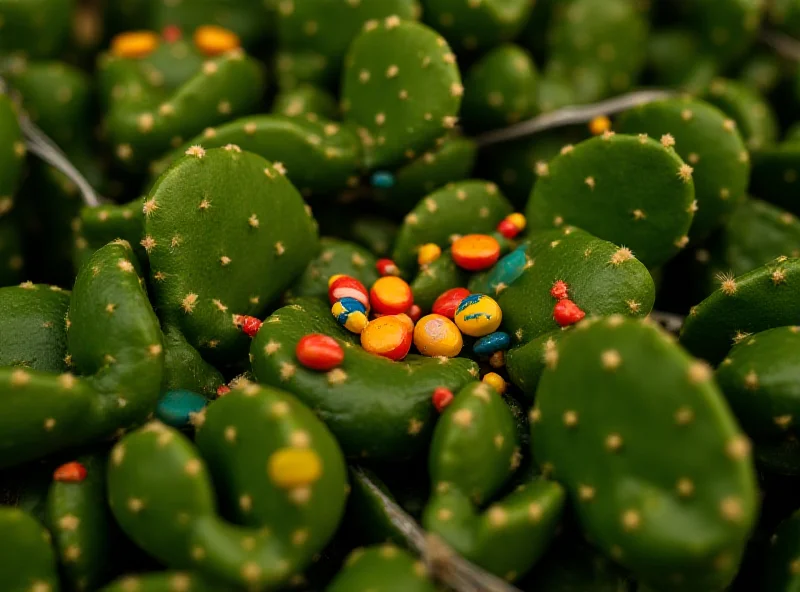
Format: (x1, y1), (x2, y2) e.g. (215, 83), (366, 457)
(251, 297), (478, 461)
(0, 284), (70, 372)
(100, 571), (232, 592)
(0, 94), (25, 220)
(504, 330), (564, 402)
(616, 97), (750, 241)
(145, 147), (318, 362)
(287, 238), (378, 301)
(347, 216), (399, 258)
(716, 327), (800, 475)
(272, 85), (340, 121)
(327, 545), (436, 592)
(0, 216), (24, 285)
(392, 180), (512, 272)
(275, 0), (419, 90)
(346, 467), (410, 547)
(341, 18), (462, 170)
(461, 44), (537, 134)
(703, 78), (779, 152)
(646, 29), (716, 94)
(532, 316), (759, 591)
(680, 258), (800, 366)
(410, 249), (468, 313)
(0, 506), (60, 592)
(0, 0), (72, 58)
(749, 144), (800, 216)
(763, 509), (800, 591)
(76, 200), (146, 270)
(0, 241), (163, 469)
(160, 325), (224, 398)
(685, 0), (763, 67)
(423, 382), (564, 581)
(45, 452), (115, 591)
(526, 133), (695, 269)
(108, 385), (347, 589)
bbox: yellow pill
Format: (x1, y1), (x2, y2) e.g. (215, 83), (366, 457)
(483, 372), (506, 394)
(454, 294), (503, 337)
(589, 115), (611, 136)
(413, 314), (463, 357)
(194, 25), (241, 56)
(418, 243), (442, 266)
(111, 31), (159, 59)
(268, 447), (322, 489)
(506, 213), (527, 232)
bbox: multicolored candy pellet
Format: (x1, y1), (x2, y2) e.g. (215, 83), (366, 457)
(455, 294), (503, 337)
(376, 258), (401, 277)
(497, 213), (527, 239)
(296, 334), (344, 371)
(418, 243), (442, 266)
(329, 275), (370, 310)
(451, 234), (501, 271)
(110, 31), (159, 58)
(371, 171), (395, 189)
(432, 287), (471, 319)
(155, 389), (208, 428)
(360, 315), (413, 361)
(194, 25), (241, 56)
(473, 331), (511, 356)
(432, 387), (455, 412)
(481, 246), (528, 293)
(413, 314), (463, 358)
(589, 115), (612, 136)
(267, 448), (322, 489)
(482, 372), (507, 394)
(370, 276), (414, 315)
(332, 297), (369, 334)
(53, 462), (88, 483)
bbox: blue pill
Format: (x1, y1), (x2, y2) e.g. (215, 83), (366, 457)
(473, 331), (511, 356)
(156, 389), (208, 428)
(371, 170), (395, 189)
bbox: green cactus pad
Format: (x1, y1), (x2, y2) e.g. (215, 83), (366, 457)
(410, 249), (469, 312)
(716, 327), (800, 475)
(0, 506), (59, 592)
(615, 97), (750, 240)
(0, 215), (24, 285)
(533, 316), (759, 591)
(461, 43), (537, 133)
(421, 0), (533, 54)
(374, 134), (477, 215)
(251, 297), (478, 461)
(272, 84), (340, 121)
(0, 0), (72, 58)
(45, 452), (115, 591)
(703, 78), (779, 152)
(78, 199), (147, 266)
(108, 385), (347, 589)
(145, 146), (318, 362)
(392, 180), (512, 272)
(156, 115), (362, 198)
(770, 0), (800, 35)
(341, 18), (462, 170)
(275, 0), (419, 89)
(101, 571), (232, 592)
(0, 94), (24, 220)
(481, 227), (654, 345)
(347, 216), (399, 258)
(328, 545), (436, 592)
(526, 133), (696, 268)
(680, 258), (800, 365)
(505, 330), (563, 401)
(646, 28), (715, 94)
(685, 0), (763, 66)
(161, 325), (224, 398)
(0, 284), (70, 372)
(287, 238), (378, 300)
(763, 508), (800, 591)
(750, 144), (800, 216)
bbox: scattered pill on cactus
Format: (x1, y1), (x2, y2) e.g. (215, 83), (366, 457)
(432, 387), (455, 412)
(268, 448), (322, 489)
(110, 31), (159, 59)
(329, 276), (369, 309)
(589, 115), (612, 136)
(550, 280), (569, 300)
(235, 315), (263, 338)
(432, 287), (471, 319)
(455, 294), (503, 337)
(193, 25), (241, 56)
(483, 247), (528, 291)
(328, 274), (345, 288)
(370, 276), (413, 315)
(162, 25), (182, 43)
(332, 297), (369, 334)
(216, 385), (231, 397)
(296, 334), (345, 371)
(418, 243), (442, 266)
(473, 331), (511, 356)
(482, 372), (506, 394)
(451, 234), (501, 271)
(371, 171), (395, 189)
(376, 258), (401, 277)
(155, 390), (208, 428)
(414, 314), (464, 358)
(53, 462), (88, 483)
(395, 313), (415, 333)
(360, 316), (413, 361)
(496, 219), (520, 239)
(553, 299), (586, 327)
(489, 350), (505, 368)
(407, 304), (422, 323)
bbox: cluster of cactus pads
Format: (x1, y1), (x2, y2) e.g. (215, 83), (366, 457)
(9, 0), (800, 590)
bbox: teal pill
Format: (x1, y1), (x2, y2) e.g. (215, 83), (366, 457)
(156, 390), (208, 428)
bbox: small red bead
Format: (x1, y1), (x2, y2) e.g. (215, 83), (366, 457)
(235, 315), (263, 338)
(376, 258), (400, 277)
(497, 219), (520, 239)
(406, 304), (422, 323)
(53, 462), (87, 483)
(296, 334), (345, 371)
(216, 385), (231, 397)
(329, 276), (370, 309)
(432, 387), (454, 412)
(162, 25), (182, 43)
(432, 287), (471, 319)
(550, 280), (569, 301)
(553, 299), (585, 327)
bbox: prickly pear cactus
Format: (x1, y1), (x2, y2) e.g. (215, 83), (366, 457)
(763, 508), (800, 591)
(423, 382), (564, 580)
(716, 326), (800, 475)
(616, 97), (750, 240)
(504, 331), (565, 402)
(685, 0), (763, 67)
(392, 180), (512, 272)
(161, 324), (224, 397)
(703, 78), (779, 152)
(526, 133), (696, 268)
(100, 571), (231, 592)
(77, 199), (146, 268)
(680, 258), (800, 365)
(0, 94), (24, 220)
(145, 146), (319, 362)
(272, 84), (340, 121)
(0, 215), (24, 285)
(327, 545), (437, 592)
(532, 316), (759, 591)
(108, 385), (348, 589)
(0, 0), (72, 58)
(0, 506), (59, 592)
(461, 43), (537, 133)
(251, 297), (478, 461)
(287, 238), (379, 301)
(341, 18), (462, 170)
(411, 249), (468, 312)
(750, 143), (800, 216)
(0, 241), (164, 468)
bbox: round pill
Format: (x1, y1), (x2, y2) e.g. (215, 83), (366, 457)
(361, 316), (412, 361)
(413, 314), (463, 358)
(432, 287), (471, 319)
(370, 276), (413, 315)
(296, 334), (344, 371)
(455, 294), (503, 337)
(451, 234), (501, 271)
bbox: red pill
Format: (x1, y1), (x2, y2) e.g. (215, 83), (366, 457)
(370, 276), (413, 315)
(162, 25), (182, 43)
(432, 287), (471, 319)
(235, 315), (263, 338)
(54, 461), (87, 483)
(296, 334), (345, 371)
(451, 234), (501, 271)
(432, 387), (454, 412)
(497, 219), (520, 239)
(216, 385), (231, 397)
(406, 304), (422, 323)
(550, 280), (569, 300)
(553, 299), (585, 327)
(376, 258), (401, 277)
(329, 276), (370, 310)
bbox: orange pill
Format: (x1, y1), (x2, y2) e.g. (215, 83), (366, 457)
(413, 314), (463, 357)
(370, 276), (413, 315)
(589, 115), (611, 136)
(111, 31), (159, 59)
(361, 316), (412, 361)
(451, 234), (501, 271)
(418, 243), (442, 266)
(194, 25), (240, 56)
